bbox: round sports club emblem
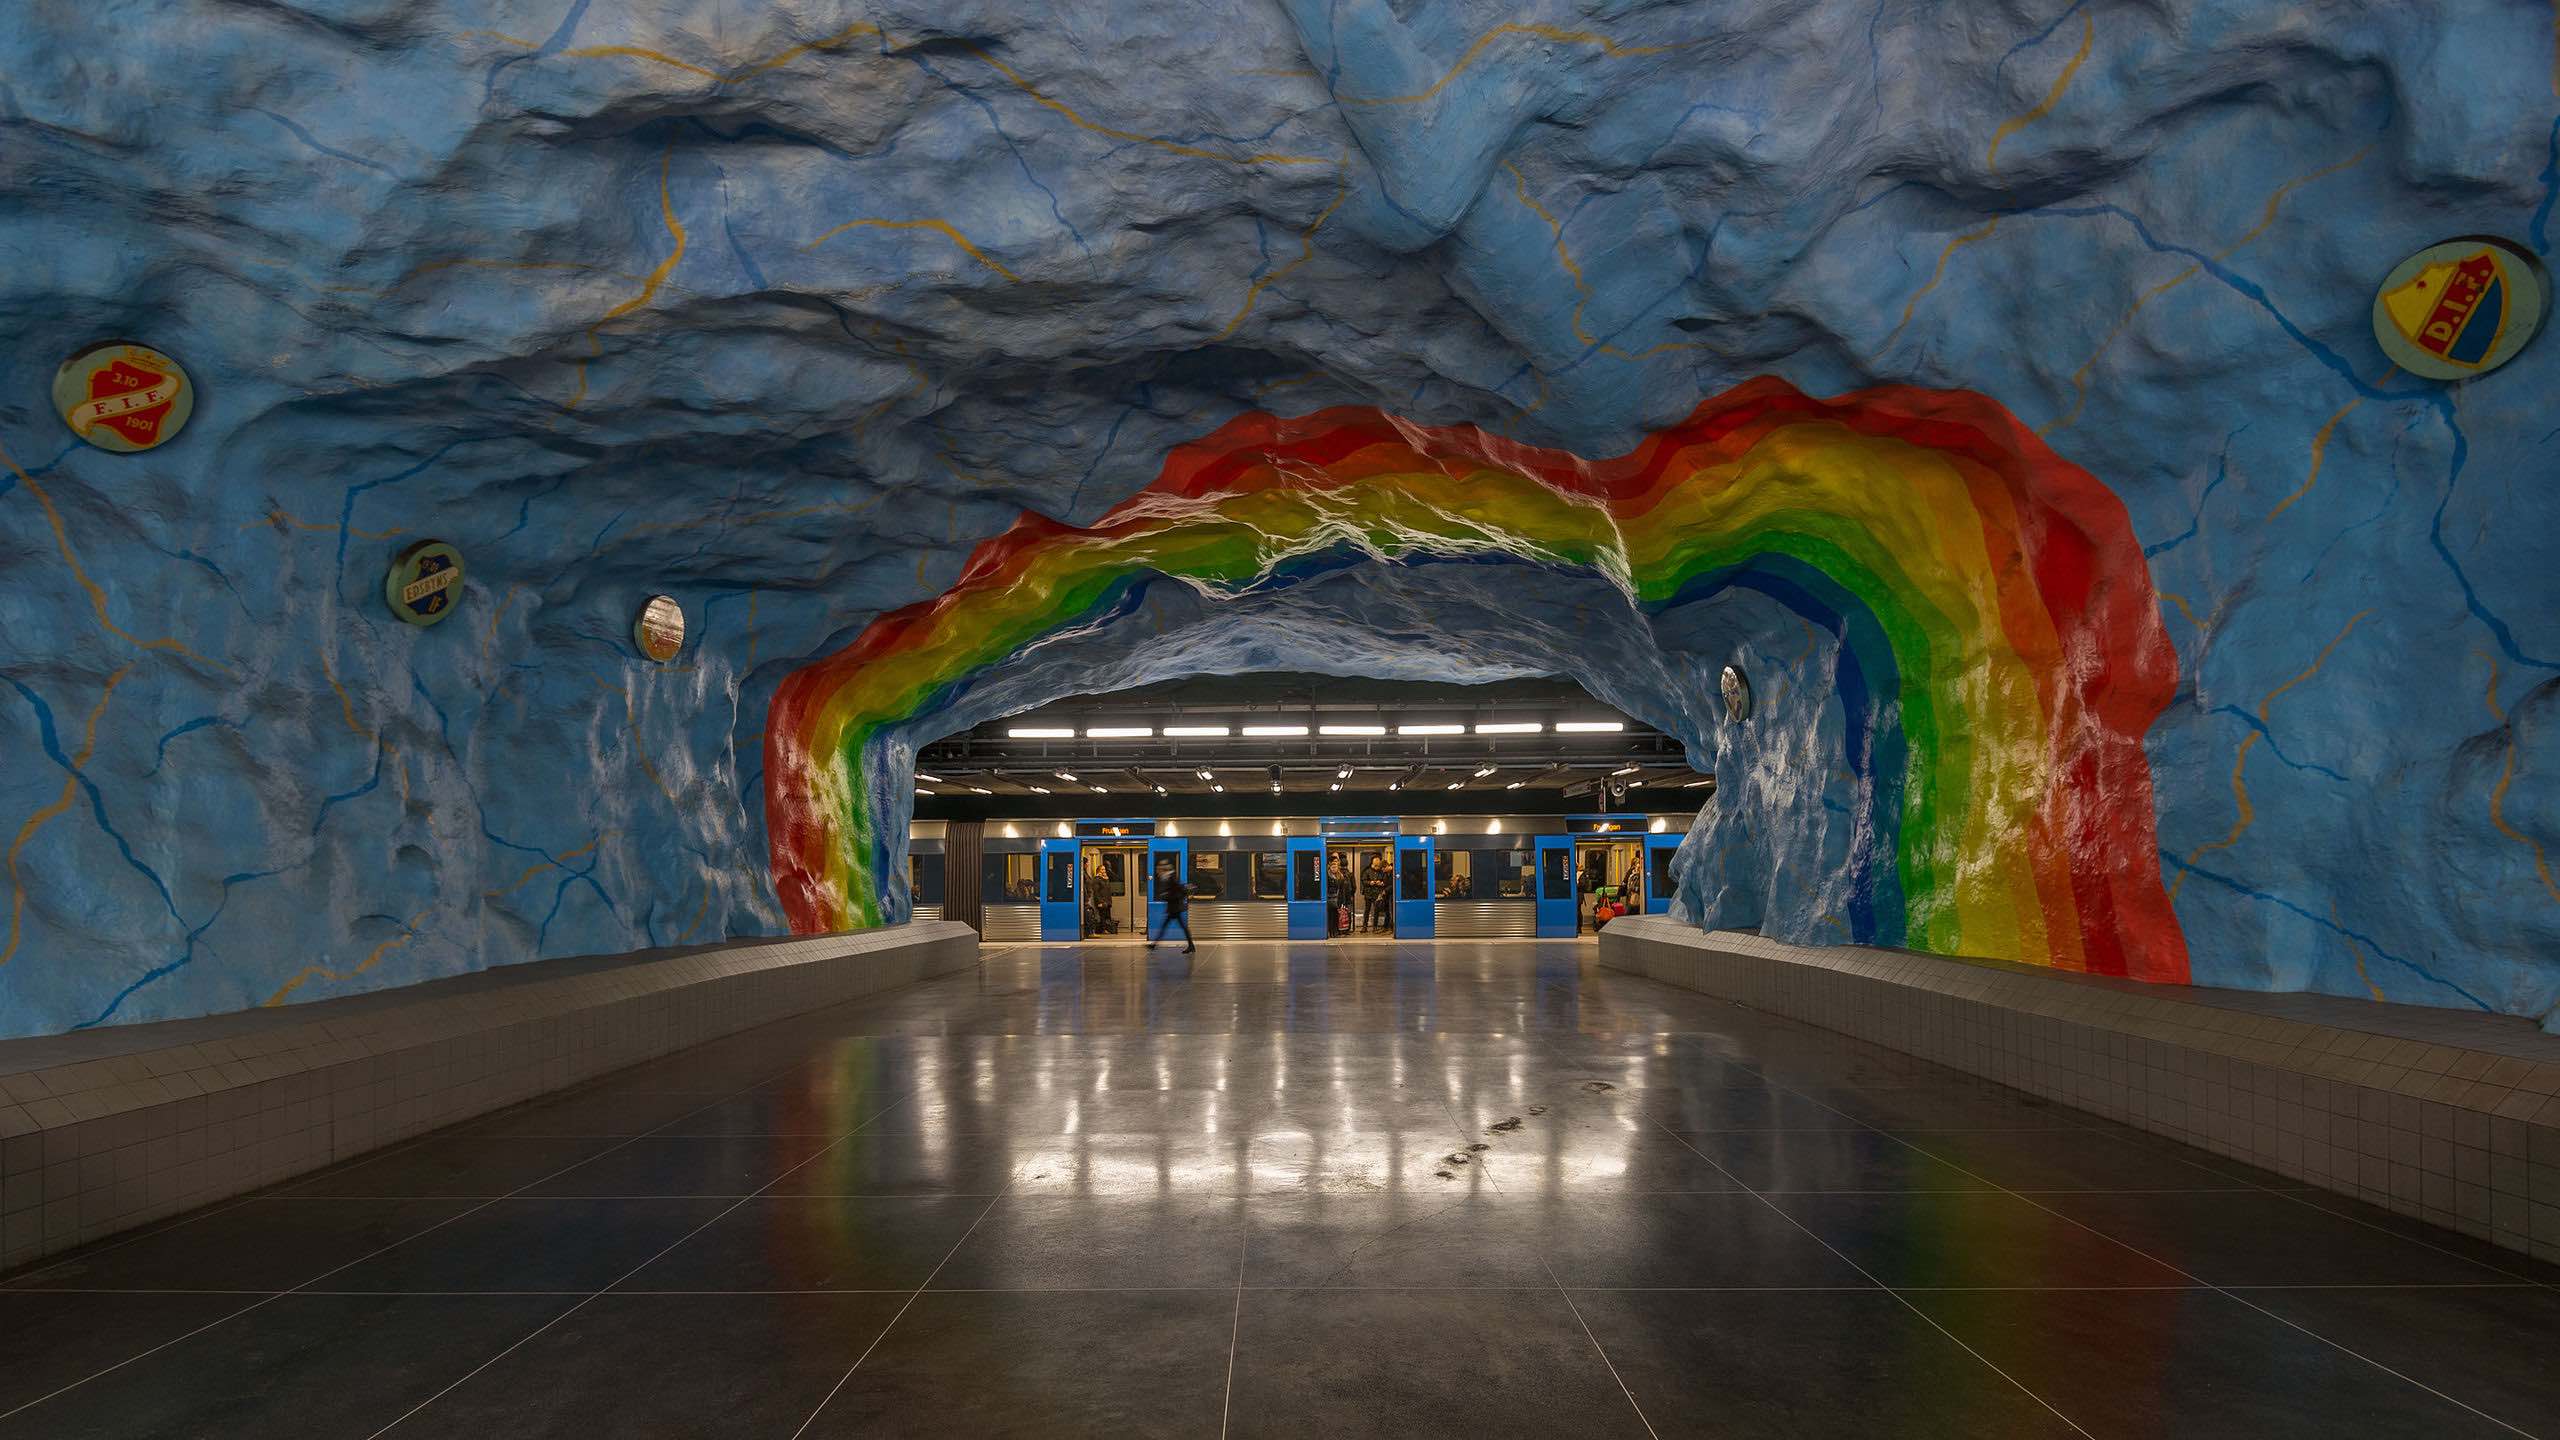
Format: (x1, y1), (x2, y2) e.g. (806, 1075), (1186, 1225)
(2372, 238), (2546, 381)
(634, 595), (685, 662)
(384, 540), (466, 627)
(52, 342), (195, 453)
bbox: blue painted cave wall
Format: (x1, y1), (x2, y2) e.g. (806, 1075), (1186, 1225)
(1, 0), (2556, 1037)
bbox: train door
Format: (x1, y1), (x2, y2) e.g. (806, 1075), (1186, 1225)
(1534, 835), (1576, 937)
(1285, 836), (1327, 940)
(1575, 838), (1642, 930)
(1146, 836), (1189, 938)
(1394, 835), (1433, 937)
(1644, 832), (1681, 915)
(1038, 837), (1079, 941)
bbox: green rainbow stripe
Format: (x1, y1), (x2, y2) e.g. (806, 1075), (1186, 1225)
(765, 377), (2188, 981)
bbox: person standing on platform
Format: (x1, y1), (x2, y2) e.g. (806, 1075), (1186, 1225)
(1362, 853), (1391, 933)
(1146, 859), (1195, 955)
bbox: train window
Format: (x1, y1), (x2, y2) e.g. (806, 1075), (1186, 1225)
(1044, 851), (1074, 902)
(1255, 851), (1287, 899)
(1292, 849), (1320, 901)
(1647, 846), (1675, 905)
(1398, 846), (1426, 902)
(1433, 849), (1457, 899)
(984, 853), (1038, 903)
(1190, 853), (1224, 901)
(1542, 845), (1570, 899)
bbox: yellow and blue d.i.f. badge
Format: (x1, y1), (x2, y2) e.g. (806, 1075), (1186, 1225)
(2373, 238), (2547, 381)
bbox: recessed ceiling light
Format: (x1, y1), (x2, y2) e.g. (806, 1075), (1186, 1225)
(1329, 782), (1341, 791)
(1445, 781), (1464, 790)
(967, 786), (992, 795)
(1336, 766), (1352, 779)
(916, 772), (944, 783)
(1007, 727), (1075, 739)
(1028, 785), (1051, 794)
(1211, 784), (1225, 792)
(1270, 783), (1282, 793)
(1387, 782), (1400, 791)
(1163, 725), (1232, 738)
(916, 787), (936, 795)
(1054, 771), (1080, 782)
(1195, 767), (1215, 781)
(1317, 723), (1384, 736)
(1242, 724), (1308, 737)
(1154, 784), (1168, 795)
(1504, 781), (1525, 790)
(1090, 785), (1109, 793)
(1472, 766), (1496, 778)
(1398, 724), (1464, 736)
(1682, 778), (1714, 788)
(1473, 722), (1542, 735)
(1085, 727), (1152, 739)
(1556, 721), (1624, 733)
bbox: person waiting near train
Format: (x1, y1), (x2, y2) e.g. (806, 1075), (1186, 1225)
(1145, 859), (1195, 954)
(1360, 853), (1391, 932)
(1326, 854), (1354, 935)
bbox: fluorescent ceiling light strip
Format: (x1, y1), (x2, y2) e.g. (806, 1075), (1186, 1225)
(1397, 724), (1464, 735)
(915, 772), (944, 782)
(1682, 778), (1715, 788)
(1007, 727), (1075, 739)
(1162, 725), (1231, 737)
(1554, 721), (1624, 733)
(1241, 724), (1308, 736)
(1085, 727), (1152, 739)
(1472, 722), (1542, 735)
(1317, 724), (1385, 735)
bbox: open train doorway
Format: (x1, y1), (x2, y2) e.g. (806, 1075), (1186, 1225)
(1081, 841), (1149, 939)
(1324, 838), (1393, 936)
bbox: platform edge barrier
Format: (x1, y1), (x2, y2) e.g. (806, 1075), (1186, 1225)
(1598, 915), (2560, 1265)
(0, 922), (978, 1272)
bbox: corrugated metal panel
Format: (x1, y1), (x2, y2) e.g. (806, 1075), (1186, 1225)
(1434, 901), (1536, 938)
(912, 904), (944, 923)
(982, 905), (1041, 941)
(1187, 902), (1288, 939)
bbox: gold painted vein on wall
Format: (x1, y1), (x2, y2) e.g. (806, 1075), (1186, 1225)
(53, 341), (195, 453)
(385, 540), (466, 627)
(2372, 237), (2546, 381)
(635, 595), (686, 662)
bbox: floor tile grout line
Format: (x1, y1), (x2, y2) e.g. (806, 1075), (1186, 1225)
(1861, 1128), (2548, 1439)
(1541, 1254), (1659, 1440)
(787, 1189), (1011, 1440)
(1649, 1121), (2100, 1440)
(1219, 1202), (1248, 1439)
(357, 1085), (923, 1440)
(0, 1062), (850, 1424)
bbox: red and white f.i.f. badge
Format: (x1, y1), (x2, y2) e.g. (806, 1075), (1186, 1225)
(53, 342), (196, 453)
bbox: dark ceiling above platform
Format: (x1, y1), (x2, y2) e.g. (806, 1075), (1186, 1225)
(914, 673), (1708, 811)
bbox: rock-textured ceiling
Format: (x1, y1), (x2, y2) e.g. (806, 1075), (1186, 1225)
(1, 0), (2556, 1037)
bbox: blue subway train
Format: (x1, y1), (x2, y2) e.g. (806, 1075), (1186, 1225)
(907, 811), (1690, 942)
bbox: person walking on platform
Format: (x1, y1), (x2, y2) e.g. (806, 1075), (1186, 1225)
(1146, 859), (1195, 954)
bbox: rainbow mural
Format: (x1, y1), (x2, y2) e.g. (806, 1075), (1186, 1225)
(765, 378), (2189, 982)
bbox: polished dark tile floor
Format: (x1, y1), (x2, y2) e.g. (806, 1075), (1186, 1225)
(4, 940), (2556, 1438)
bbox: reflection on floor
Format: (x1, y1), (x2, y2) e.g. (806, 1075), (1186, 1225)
(2, 941), (2554, 1438)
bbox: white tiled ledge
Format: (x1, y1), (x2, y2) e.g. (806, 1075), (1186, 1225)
(1599, 916), (2560, 1264)
(0, 923), (978, 1273)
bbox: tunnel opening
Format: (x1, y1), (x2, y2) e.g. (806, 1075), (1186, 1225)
(762, 377), (2187, 982)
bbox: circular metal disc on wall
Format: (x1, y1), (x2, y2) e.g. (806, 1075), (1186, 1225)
(384, 540), (466, 627)
(2372, 237), (2546, 381)
(635, 594), (685, 662)
(1721, 665), (1753, 722)
(53, 341), (196, 453)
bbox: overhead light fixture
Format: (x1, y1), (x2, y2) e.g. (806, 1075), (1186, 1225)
(1195, 766), (1215, 781)
(1336, 765), (1352, 779)
(1682, 778), (1714, 788)
(1086, 727), (1152, 739)
(1649, 818), (1669, 833)
(1242, 724), (1308, 737)
(1472, 766), (1497, 778)
(1611, 765), (1640, 777)
(1329, 782), (1341, 792)
(1028, 785), (1052, 794)
(1387, 782), (1400, 791)
(1318, 723), (1384, 736)
(1473, 722), (1543, 735)
(1556, 720), (1624, 733)
(1504, 781), (1525, 790)
(1628, 779), (1644, 787)
(1054, 771), (1080, 782)
(1008, 727), (1075, 739)
(967, 786), (993, 795)
(1398, 724), (1464, 736)
(1270, 783), (1283, 793)
(1090, 785), (1109, 793)
(1163, 724), (1231, 738)
(1212, 783), (1225, 792)
(1445, 781), (1464, 790)
(916, 788), (936, 796)
(1154, 784), (1168, 795)
(916, 772), (944, 783)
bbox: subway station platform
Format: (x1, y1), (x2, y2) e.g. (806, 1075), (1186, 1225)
(4, 940), (2555, 1438)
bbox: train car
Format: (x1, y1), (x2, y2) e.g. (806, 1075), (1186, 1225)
(948, 810), (1692, 943)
